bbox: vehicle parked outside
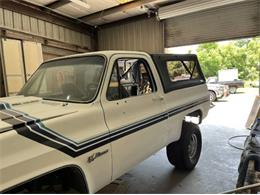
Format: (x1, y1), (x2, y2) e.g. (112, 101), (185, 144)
(207, 83), (229, 102)
(207, 76), (244, 94)
(249, 80), (259, 88)
(0, 51), (210, 193)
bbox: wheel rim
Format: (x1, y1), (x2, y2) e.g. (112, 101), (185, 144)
(230, 87), (236, 94)
(188, 133), (198, 161)
(209, 92), (214, 101)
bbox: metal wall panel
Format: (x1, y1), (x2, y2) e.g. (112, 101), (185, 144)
(42, 45), (77, 61)
(45, 22), (53, 39)
(59, 26), (65, 42)
(13, 12), (22, 30)
(3, 9), (13, 28)
(0, 8), (3, 26)
(22, 15), (30, 32)
(23, 41), (43, 80)
(53, 24), (59, 40)
(82, 34), (91, 48)
(38, 19), (45, 36)
(0, 7), (93, 96)
(0, 39), (5, 97)
(165, 0), (260, 47)
(0, 8), (93, 49)
(30, 17), (38, 34)
(98, 17), (164, 53)
(1, 39), (45, 95)
(2, 39), (25, 95)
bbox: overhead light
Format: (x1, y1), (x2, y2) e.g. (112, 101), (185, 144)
(70, 0), (90, 9)
(158, 0), (247, 20)
(116, 0), (134, 4)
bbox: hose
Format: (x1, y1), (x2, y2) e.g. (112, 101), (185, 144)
(227, 135), (248, 151)
(222, 182), (260, 194)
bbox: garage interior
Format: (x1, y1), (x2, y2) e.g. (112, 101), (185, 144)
(0, 0), (259, 193)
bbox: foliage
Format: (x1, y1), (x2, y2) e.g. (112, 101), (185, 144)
(197, 38), (260, 81)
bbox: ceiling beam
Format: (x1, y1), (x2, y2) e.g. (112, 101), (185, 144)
(46, 0), (71, 9)
(0, 0), (95, 35)
(79, 0), (158, 22)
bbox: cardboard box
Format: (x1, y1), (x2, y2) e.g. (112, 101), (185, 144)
(246, 96), (260, 129)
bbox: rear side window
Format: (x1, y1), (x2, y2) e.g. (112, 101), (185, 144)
(151, 54), (205, 93)
(166, 60), (200, 82)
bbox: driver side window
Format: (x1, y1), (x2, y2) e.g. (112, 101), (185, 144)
(107, 58), (156, 101)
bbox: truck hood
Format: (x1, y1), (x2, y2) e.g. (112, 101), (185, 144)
(0, 96), (78, 133)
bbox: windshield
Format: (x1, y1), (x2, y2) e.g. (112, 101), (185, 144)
(19, 56), (105, 103)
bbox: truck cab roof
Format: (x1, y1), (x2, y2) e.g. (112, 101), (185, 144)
(44, 50), (199, 64)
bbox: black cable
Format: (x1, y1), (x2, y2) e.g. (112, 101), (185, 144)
(228, 135), (248, 151)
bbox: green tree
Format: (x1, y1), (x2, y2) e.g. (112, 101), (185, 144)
(197, 37), (260, 81)
(246, 37), (260, 80)
(197, 43), (222, 78)
(219, 43), (248, 79)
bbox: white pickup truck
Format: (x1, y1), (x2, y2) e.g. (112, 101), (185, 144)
(0, 51), (210, 193)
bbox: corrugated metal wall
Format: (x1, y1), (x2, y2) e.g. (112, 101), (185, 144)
(42, 45), (78, 61)
(0, 8), (92, 49)
(98, 17), (164, 53)
(0, 5), (94, 96)
(165, 0), (260, 47)
(0, 51), (4, 96)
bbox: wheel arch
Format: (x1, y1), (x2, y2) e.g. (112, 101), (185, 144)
(186, 109), (203, 124)
(208, 89), (217, 95)
(2, 164), (89, 193)
(208, 90), (217, 101)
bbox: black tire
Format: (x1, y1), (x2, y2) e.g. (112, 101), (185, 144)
(166, 122), (202, 171)
(209, 90), (217, 102)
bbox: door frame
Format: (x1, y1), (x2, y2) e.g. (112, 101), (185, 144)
(0, 38), (8, 96)
(100, 53), (165, 102)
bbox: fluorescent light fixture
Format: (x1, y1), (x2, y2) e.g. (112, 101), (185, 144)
(70, 0), (90, 9)
(158, 0), (247, 20)
(116, 0), (134, 4)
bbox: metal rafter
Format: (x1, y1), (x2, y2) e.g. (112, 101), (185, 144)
(79, 0), (158, 21)
(46, 0), (71, 9)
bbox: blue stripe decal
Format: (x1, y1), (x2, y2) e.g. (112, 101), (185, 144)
(0, 97), (209, 157)
(0, 102), (11, 110)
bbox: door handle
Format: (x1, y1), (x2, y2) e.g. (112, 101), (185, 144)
(152, 96), (164, 101)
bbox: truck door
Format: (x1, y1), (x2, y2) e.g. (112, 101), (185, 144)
(101, 54), (168, 180)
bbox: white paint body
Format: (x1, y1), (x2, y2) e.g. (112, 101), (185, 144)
(0, 51), (210, 193)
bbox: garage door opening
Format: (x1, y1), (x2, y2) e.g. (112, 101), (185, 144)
(163, 37), (260, 192)
(165, 37), (260, 93)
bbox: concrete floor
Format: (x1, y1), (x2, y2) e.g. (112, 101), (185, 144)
(98, 88), (258, 194)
